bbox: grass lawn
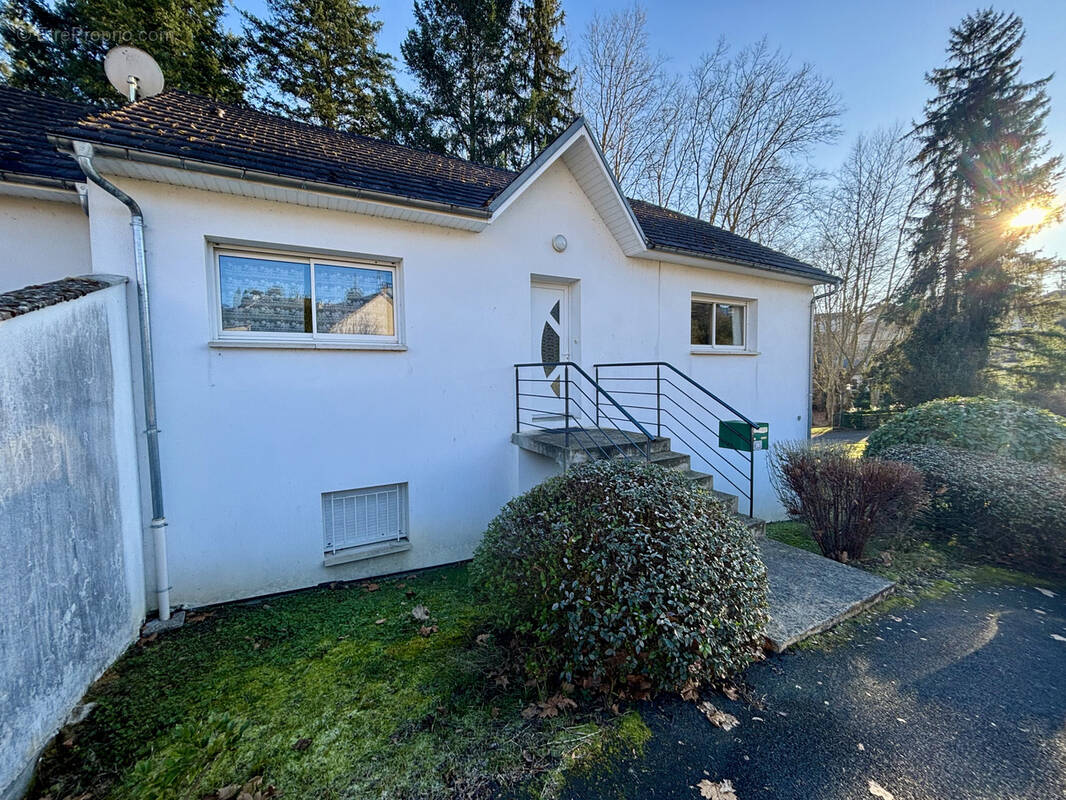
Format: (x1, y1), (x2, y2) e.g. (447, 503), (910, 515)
(29, 566), (649, 800)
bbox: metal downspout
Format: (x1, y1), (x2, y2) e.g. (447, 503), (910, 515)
(73, 141), (171, 622)
(809, 284), (839, 438)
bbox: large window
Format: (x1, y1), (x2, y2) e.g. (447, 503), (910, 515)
(691, 296), (749, 350)
(215, 248), (400, 345)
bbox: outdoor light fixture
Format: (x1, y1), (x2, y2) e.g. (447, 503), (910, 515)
(552, 234), (568, 252)
(1008, 205), (1051, 228)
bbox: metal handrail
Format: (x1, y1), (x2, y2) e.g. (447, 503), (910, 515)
(593, 361), (758, 517)
(514, 362), (656, 461)
(594, 361), (758, 428)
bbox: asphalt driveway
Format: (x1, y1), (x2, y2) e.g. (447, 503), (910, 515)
(563, 583), (1066, 799)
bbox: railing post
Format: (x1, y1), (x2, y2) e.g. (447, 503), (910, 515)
(594, 365), (600, 428)
(564, 364), (570, 449)
(655, 364), (662, 438)
(749, 423), (756, 518)
(514, 366), (520, 434)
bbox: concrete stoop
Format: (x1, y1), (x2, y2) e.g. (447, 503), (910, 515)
(512, 429), (766, 533)
(759, 537), (895, 652)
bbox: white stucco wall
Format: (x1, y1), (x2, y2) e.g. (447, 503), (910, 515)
(83, 158), (815, 608)
(0, 192), (91, 292)
(0, 281), (144, 800)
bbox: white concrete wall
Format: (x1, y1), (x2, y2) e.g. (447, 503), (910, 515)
(0, 281), (144, 800)
(83, 159), (814, 608)
(0, 193), (91, 292)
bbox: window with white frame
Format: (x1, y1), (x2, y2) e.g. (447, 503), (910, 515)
(322, 483), (408, 554)
(691, 296), (750, 350)
(214, 248), (400, 344)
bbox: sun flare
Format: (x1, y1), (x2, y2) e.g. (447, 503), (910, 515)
(1008, 205), (1052, 228)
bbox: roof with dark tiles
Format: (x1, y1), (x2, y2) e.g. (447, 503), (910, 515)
(46, 90), (833, 282)
(628, 198), (832, 282)
(56, 90), (514, 209)
(0, 85), (96, 186)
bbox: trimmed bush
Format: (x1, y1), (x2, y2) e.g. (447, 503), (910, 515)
(866, 396), (1066, 468)
(881, 444), (1066, 574)
(770, 443), (927, 562)
(471, 460), (767, 693)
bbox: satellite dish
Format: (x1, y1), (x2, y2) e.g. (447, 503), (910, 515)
(104, 46), (164, 102)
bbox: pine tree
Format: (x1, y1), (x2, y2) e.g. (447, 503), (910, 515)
(400, 0), (521, 166)
(1, 0), (243, 105)
(890, 9), (1063, 404)
(513, 0), (574, 166)
(242, 0), (393, 135)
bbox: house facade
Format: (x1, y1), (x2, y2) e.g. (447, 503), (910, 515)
(6, 89), (835, 610)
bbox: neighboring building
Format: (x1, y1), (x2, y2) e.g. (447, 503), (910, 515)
(4, 90), (836, 609)
(0, 86), (95, 291)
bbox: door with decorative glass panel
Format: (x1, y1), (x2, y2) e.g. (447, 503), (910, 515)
(530, 281), (575, 425)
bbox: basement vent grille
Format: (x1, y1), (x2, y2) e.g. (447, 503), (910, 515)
(322, 483), (407, 554)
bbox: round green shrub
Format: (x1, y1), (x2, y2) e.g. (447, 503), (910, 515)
(880, 444), (1066, 574)
(471, 460), (768, 692)
(865, 396), (1066, 468)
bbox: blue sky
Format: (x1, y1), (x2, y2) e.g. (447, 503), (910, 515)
(229, 0), (1066, 263)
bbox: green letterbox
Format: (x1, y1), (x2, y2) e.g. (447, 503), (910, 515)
(718, 421), (769, 452)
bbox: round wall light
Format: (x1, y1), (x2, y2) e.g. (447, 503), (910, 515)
(552, 234), (568, 253)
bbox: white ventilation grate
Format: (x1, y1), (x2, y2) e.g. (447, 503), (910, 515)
(322, 483), (407, 554)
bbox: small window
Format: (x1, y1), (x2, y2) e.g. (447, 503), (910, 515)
(216, 248), (399, 344)
(322, 483), (408, 554)
(691, 297), (748, 349)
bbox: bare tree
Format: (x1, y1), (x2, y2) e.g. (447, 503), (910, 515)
(812, 125), (920, 422)
(576, 5), (671, 191)
(578, 15), (843, 248)
(675, 39), (842, 246)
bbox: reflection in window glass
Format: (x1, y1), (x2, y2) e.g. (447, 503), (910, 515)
(220, 255), (311, 333)
(314, 264), (395, 336)
(691, 300), (715, 346)
(715, 303), (745, 346)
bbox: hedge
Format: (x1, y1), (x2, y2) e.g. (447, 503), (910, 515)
(471, 459), (767, 693)
(866, 396), (1066, 468)
(879, 444), (1066, 574)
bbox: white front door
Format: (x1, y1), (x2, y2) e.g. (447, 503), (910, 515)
(530, 281), (572, 420)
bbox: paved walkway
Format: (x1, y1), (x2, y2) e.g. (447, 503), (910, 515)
(563, 583), (1066, 800)
(812, 428), (870, 446)
(760, 538), (894, 651)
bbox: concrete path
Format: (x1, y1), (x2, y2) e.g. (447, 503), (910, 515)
(562, 582), (1066, 800)
(811, 428), (870, 446)
(760, 538), (894, 651)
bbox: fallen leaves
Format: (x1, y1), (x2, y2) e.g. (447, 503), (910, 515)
(364, 583), (380, 592)
(696, 778), (737, 799)
(868, 779), (894, 799)
(411, 605), (430, 621)
(521, 693), (578, 719)
(697, 702), (739, 731)
(291, 737), (311, 751)
(419, 625), (439, 637)
(475, 633), (491, 645)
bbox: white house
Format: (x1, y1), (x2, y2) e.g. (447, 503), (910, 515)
(7, 89), (836, 612)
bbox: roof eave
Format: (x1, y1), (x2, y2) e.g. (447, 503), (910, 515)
(645, 242), (840, 285)
(48, 133), (495, 222)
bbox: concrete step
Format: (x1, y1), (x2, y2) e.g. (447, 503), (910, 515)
(710, 488), (739, 514)
(650, 450), (691, 470)
(679, 469), (714, 490)
(512, 429), (670, 466)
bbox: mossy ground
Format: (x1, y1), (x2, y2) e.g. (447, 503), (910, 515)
(29, 566), (647, 800)
(765, 520), (1057, 650)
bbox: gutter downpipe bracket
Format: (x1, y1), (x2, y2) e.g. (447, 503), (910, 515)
(73, 140), (176, 627)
